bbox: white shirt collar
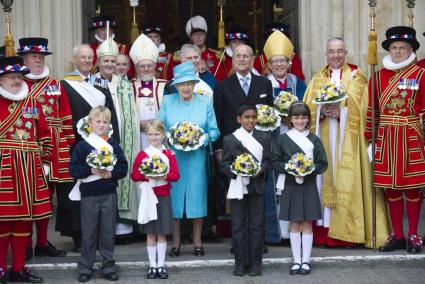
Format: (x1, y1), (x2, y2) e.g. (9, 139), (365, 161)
(236, 71), (251, 82)
(239, 126), (253, 136)
(25, 65), (50, 80)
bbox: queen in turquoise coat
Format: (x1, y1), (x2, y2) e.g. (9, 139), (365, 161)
(158, 61), (220, 255)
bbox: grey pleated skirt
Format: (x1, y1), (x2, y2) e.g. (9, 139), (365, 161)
(141, 195), (174, 235)
(279, 175), (322, 222)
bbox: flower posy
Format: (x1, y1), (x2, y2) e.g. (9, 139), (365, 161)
(231, 153), (261, 177)
(274, 91), (298, 116)
(139, 154), (169, 177)
(167, 121), (205, 151)
(313, 81), (347, 104)
(285, 152), (315, 177)
(86, 146), (117, 171)
(255, 104), (281, 131)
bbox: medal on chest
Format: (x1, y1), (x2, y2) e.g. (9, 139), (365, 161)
(398, 78), (419, 90)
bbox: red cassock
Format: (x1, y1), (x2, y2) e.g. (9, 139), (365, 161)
(253, 53), (305, 81)
(0, 93), (53, 221)
(170, 47), (226, 80)
(365, 63), (425, 190)
(90, 42), (135, 78)
(25, 77), (75, 183)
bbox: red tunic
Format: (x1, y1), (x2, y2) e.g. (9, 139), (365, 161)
(223, 55), (235, 78)
(253, 53), (305, 81)
(417, 58), (425, 69)
(365, 63), (425, 190)
(156, 51), (172, 80)
(90, 42), (135, 78)
(25, 76), (75, 182)
(0, 92), (53, 221)
(131, 149), (180, 196)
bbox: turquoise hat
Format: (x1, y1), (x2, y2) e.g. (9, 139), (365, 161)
(170, 61), (200, 86)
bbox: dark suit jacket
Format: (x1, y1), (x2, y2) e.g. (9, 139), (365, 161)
(213, 72), (273, 150)
(220, 129), (272, 195)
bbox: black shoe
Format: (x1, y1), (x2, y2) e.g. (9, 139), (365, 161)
(248, 265), (262, 277)
(379, 234), (406, 252)
(115, 234), (133, 245)
(78, 273), (91, 283)
(230, 246), (234, 255)
(289, 263), (301, 275)
(202, 233), (223, 243)
(299, 262), (311, 275)
(193, 246), (205, 256)
(146, 267), (157, 279)
(233, 265), (245, 277)
(157, 267), (168, 279)
(9, 267), (43, 283)
(104, 272), (119, 281)
(407, 234), (422, 254)
(169, 245), (181, 257)
(25, 247), (33, 261)
(0, 267), (6, 284)
(262, 245), (268, 254)
(35, 241), (67, 257)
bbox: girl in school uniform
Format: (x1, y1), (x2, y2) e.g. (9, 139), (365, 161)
(273, 102), (328, 275)
(131, 120), (180, 279)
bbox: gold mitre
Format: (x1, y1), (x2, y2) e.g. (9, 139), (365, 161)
(96, 38), (119, 58)
(263, 30), (294, 60)
(129, 33), (159, 65)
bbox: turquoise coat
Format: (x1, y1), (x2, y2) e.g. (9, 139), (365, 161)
(158, 93), (220, 218)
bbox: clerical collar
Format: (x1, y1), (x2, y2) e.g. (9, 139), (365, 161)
(25, 65), (50, 80)
(140, 80), (153, 87)
(383, 52), (416, 71)
(0, 83), (29, 101)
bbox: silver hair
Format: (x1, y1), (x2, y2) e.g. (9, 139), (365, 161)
(72, 44), (93, 57)
(180, 44), (201, 60)
(234, 44), (254, 57)
(326, 37), (345, 49)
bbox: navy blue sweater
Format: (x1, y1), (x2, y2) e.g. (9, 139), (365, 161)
(70, 138), (128, 197)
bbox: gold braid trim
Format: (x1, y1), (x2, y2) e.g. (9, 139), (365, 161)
(11, 232), (31, 237)
(0, 232), (11, 237)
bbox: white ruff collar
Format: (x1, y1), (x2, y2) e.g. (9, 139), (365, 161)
(383, 53), (416, 71)
(225, 46), (233, 57)
(25, 66), (50, 80)
(158, 43), (166, 53)
(95, 33), (115, 43)
(0, 83), (29, 101)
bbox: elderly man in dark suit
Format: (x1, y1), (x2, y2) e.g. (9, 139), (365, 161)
(214, 44), (273, 157)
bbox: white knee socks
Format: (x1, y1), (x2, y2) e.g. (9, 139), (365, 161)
(290, 232), (301, 264)
(302, 233), (313, 264)
(147, 245), (157, 268)
(157, 242), (167, 267)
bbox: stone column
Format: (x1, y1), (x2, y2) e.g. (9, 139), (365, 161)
(0, 0), (83, 79)
(299, 0), (425, 81)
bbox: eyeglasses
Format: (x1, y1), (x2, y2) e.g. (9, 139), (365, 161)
(269, 59), (290, 65)
(327, 49), (345, 56)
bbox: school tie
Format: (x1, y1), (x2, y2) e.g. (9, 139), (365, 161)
(241, 76), (249, 96)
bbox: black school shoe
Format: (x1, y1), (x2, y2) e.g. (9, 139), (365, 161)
(157, 267), (168, 279)
(78, 273), (91, 283)
(146, 267), (157, 279)
(9, 267), (43, 283)
(299, 262), (311, 275)
(104, 272), (119, 281)
(35, 241), (67, 257)
(379, 234), (406, 252)
(233, 265), (246, 277)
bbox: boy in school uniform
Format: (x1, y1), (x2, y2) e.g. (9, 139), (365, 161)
(70, 106), (128, 282)
(220, 104), (272, 277)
